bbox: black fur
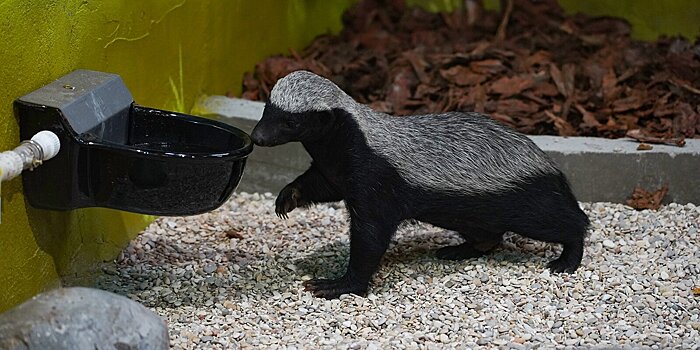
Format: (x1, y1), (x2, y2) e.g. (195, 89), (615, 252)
(251, 105), (590, 299)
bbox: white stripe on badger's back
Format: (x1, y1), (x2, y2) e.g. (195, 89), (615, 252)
(347, 104), (560, 195)
(269, 71), (560, 195)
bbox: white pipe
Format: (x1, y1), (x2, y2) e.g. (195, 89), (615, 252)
(0, 130), (61, 182)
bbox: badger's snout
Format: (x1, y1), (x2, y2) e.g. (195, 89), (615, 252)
(250, 127), (272, 147)
(251, 123), (288, 147)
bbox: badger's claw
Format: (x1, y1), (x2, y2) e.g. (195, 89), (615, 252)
(303, 276), (368, 299)
(275, 185), (301, 219)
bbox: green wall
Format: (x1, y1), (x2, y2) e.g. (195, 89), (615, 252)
(409, 0), (700, 40)
(0, 0), (353, 312)
(558, 0), (700, 41)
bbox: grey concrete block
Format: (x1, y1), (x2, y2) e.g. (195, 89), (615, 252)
(532, 136), (700, 204)
(198, 97), (699, 204)
(0, 287), (169, 350)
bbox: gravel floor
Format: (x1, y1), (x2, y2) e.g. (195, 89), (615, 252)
(98, 192), (700, 349)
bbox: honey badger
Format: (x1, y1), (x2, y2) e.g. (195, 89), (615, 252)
(250, 70), (590, 299)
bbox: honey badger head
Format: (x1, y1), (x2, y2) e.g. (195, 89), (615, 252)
(251, 71), (351, 146)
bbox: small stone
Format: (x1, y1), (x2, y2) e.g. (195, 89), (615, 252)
(203, 263), (217, 274)
(477, 338), (491, 345)
(493, 338), (509, 346)
(603, 240), (615, 248)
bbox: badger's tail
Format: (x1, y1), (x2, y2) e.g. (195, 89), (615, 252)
(557, 172), (591, 238)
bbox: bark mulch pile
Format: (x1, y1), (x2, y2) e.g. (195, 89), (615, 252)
(238, 0), (700, 142)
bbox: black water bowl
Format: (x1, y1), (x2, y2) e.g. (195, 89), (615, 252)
(16, 69), (253, 216)
(87, 106), (253, 216)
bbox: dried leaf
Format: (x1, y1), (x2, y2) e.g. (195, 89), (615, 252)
(636, 143), (653, 151)
(524, 50), (552, 69)
(626, 129), (686, 147)
(469, 59), (506, 75)
(414, 84), (441, 99)
(602, 67), (619, 102)
(471, 84), (488, 114)
(669, 78), (700, 95)
(531, 82), (559, 97)
(225, 229), (244, 239)
(387, 66), (418, 114)
(488, 98), (540, 116)
(545, 110), (577, 136)
(491, 113), (516, 126)
(612, 91), (646, 113)
(549, 64), (575, 97)
(440, 66), (486, 86)
(673, 103), (698, 138)
(575, 104), (602, 128)
(563, 64), (576, 97)
(626, 185), (668, 210)
(405, 50), (431, 84)
(489, 75), (535, 97)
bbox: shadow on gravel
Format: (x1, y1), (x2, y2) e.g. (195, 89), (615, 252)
(97, 223), (567, 306)
(291, 230), (561, 296)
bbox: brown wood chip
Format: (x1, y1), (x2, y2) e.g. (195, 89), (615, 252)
(239, 0), (700, 141)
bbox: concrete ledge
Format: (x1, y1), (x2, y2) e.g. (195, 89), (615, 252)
(195, 96), (700, 204)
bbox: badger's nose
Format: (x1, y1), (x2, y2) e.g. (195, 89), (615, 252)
(250, 128), (269, 146)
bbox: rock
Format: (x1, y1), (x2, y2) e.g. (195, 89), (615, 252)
(0, 287), (169, 350)
(203, 263), (217, 274)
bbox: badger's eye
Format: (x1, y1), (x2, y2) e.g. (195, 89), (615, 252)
(285, 118), (300, 128)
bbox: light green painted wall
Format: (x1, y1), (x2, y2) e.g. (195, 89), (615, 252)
(558, 0), (700, 41)
(409, 0), (700, 40)
(0, 0), (353, 312)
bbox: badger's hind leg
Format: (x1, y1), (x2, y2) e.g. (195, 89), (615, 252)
(516, 216), (588, 273)
(436, 230), (503, 261)
(546, 239), (584, 273)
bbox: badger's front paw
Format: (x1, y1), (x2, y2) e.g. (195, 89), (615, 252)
(275, 185), (302, 219)
(303, 275), (368, 299)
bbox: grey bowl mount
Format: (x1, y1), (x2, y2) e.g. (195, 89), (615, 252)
(15, 69), (253, 216)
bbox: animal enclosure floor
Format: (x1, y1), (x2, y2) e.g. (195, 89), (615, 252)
(97, 193), (700, 349)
